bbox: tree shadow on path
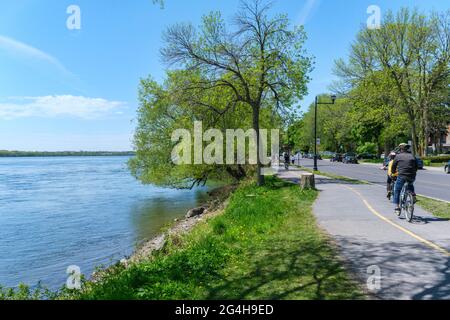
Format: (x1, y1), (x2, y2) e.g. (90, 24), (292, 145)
(331, 236), (450, 300)
(204, 239), (364, 300)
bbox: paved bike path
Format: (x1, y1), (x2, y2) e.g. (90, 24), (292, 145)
(278, 168), (450, 300)
(299, 158), (450, 202)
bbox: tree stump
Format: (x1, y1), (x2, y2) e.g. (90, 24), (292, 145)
(300, 173), (315, 190)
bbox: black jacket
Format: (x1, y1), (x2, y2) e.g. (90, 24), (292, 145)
(392, 152), (418, 180)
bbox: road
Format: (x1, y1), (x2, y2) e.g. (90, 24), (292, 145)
(277, 168), (450, 300)
(298, 159), (450, 202)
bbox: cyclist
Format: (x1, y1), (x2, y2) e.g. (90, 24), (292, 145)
(386, 152), (397, 199)
(392, 143), (418, 214)
(283, 152), (290, 170)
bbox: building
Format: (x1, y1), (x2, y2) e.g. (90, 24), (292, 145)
(431, 123), (450, 154)
(443, 123), (450, 153)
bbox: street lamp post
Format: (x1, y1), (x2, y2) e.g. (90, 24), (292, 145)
(314, 94), (337, 171)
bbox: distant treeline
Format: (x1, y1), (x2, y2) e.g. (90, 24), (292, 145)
(0, 151), (136, 157)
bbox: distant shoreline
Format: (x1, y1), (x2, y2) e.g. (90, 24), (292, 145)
(0, 151), (136, 158)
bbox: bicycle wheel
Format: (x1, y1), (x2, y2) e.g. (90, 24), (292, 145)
(388, 181), (394, 201)
(404, 191), (415, 222)
(396, 186), (406, 217)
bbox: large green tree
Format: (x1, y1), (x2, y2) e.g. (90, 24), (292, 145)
(343, 71), (409, 154)
(130, 69), (282, 188)
(160, 0), (312, 185)
(334, 8), (450, 156)
(291, 96), (354, 154)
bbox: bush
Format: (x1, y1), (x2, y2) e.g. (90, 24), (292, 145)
(422, 155), (450, 163)
(356, 142), (377, 155)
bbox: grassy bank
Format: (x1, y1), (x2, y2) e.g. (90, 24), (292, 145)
(58, 177), (362, 300)
(417, 196), (450, 219)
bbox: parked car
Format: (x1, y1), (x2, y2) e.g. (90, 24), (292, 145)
(445, 161), (450, 174)
(416, 157), (424, 170)
(357, 153), (377, 160)
(321, 151), (336, 158)
(331, 154), (343, 162)
(343, 154), (358, 164)
(344, 152), (356, 157)
(307, 153), (320, 159)
(306, 154), (322, 160)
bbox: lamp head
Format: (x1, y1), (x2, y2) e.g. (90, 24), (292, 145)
(331, 95), (337, 104)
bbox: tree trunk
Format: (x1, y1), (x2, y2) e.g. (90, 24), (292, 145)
(423, 127), (429, 157)
(411, 121), (418, 157)
(300, 173), (315, 189)
(225, 165), (247, 181)
(252, 106), (265, 186)
(384, 141), (390, 158)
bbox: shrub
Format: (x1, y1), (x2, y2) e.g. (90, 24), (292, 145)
(422, 155), (450, 163)
(356, 142), (377, 155)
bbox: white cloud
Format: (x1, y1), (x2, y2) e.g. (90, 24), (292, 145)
(0, 35), (72, 76)
(0, 95), (126, 120)
(297, 0), (321, 26)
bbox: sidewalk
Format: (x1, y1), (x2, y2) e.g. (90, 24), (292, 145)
(278, 168), (450, 300)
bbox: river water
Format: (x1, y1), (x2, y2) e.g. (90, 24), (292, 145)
(0, 156), (208, 289)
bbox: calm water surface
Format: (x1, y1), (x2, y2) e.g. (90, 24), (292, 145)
(0, 156), (208, 289)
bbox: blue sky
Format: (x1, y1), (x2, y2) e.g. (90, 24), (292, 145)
(0, 0), (448, 151)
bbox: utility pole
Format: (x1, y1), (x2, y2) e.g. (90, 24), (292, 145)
(314, 96), (318, 171)
(314, 95), (337, 172)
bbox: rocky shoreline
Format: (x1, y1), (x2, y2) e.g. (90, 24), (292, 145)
(91, 184), (236, 281)
(128, 184), (236, 263)
(128, 203), (225, 264)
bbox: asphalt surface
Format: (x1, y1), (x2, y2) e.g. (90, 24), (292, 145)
(298, 159), (450, 202)
(277, 168), (450, 300)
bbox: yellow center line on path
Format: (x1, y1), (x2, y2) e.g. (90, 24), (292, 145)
(345, 186), (450, 257)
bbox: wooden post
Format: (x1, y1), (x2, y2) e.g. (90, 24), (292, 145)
(300, 173), (315, 189)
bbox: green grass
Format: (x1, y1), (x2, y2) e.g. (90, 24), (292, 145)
(426, 162), (447, 168)
(57, 177), (363, 300)
(417, 196), (450, 219)
(359, 159), (384, 164)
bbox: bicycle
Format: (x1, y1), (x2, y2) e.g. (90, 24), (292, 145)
(387, 177), (396, 201)
(396, 181), (415, 222)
